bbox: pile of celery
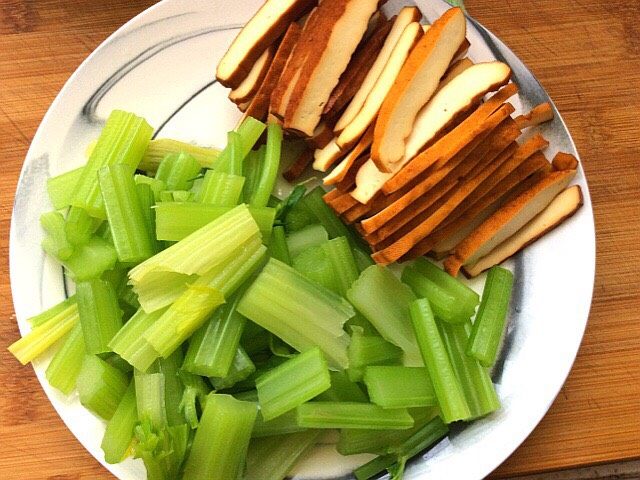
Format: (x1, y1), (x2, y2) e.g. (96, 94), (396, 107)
(9, 110), (514, 480)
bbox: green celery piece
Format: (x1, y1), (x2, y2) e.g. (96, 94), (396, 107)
(252, 408), (307, 438)
(28, 295), (76, 327)
(245, 430), (321, 480)
(133, 271), (195, 315)
(134, 421), (189, 480)
(62, 236), (118, 281)
(300, 186), (356, 242)
(347, 266), (421, 366)
(235, 390), (259, 402)
(159, 190), (175, 203)
(322, 236), (359, 296)
(71, 110), (153, 218)
(65, 206), (101, 246)
(99, 164), (155, 263)
(135, 370), (167, 428)
(134, 174), (165, 202)
(256, 347), (331, 420)
(412, 258), (479, 312)
(268, 225), (291, 264)
(182, 394), (258, 480)
(354, 454), (397, 480)
(209, 346), (256, 390)
(292, 245), (335, 292)
(178, 370), (211, 429)
(316, 371), (369, 403)
(8, 303), (79, 365)
(106, 353), (134, 374)
(196, 170), (245, 205)
(140, 138), (220, 172)
(284, 196), (317, 233)
(236, 116), (267, 154)
(47, 167), (83, 209)
(109, 307), (167, 373)
(154, 152), (201, 191)
(40, 211), (74, 260)
(249, 122), (282, 207)
(409, 298), (471, 423)
(287, 224), (329, 258)
(237, 258), (354, 369)
(467, 266), (514, 367)
(364, 366), (437, 409)
(157, 349), (186, 426)
(154, 202), (275, 243)
(439, 321), (500, 419)
(172, 190), (193, 202)
(77, 354), (130, 420)
(102, 380), (137, 464)
(242, 148), (263, 203)
(45, 322), (86, 395)
(388, 415), (448, 458)
(353, 246), (375, 273)
(296, 402), (414, 430)
(215, 131), (244, 175)
(347, 329), (403, 382)
(135, 182), (160, 255)
(76, 279), (123, 355)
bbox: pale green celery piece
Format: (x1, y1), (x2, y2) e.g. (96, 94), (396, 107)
(71, 110), (153, 218)
(296, 402), (414, 430)
(134, 174), (166, 203)
(76, 279), (123, 355)
(77, 354), (130, 420)
(28, 295), (76, 327)
(268, 225), (291, 265)
(154, 152), (202, 191)
(286, 224), (329, 258)
(157, 349), (185, 427)
(292, 245), (335, 292)
(153, 202), (275, 243)
(178, 370), (211, 429)
(101, 380), (137, 464)
(347, 329), (404, 382)
(347, 265), (421, 366)
(388, 415), (448, 458)
(45, 322), (86, 395)
(171, 190), (193, 202)
(300, 186), (356, 242)
(322, 236), (360, 296)
(182, 394), (258, 480)
(140, 138), (220, 172)
(242, 148), (264, 203)
(236, 116), (267, 154)
(364, 366), (437, 409)
(237, 258), (354, 369)
(135, 183), (160, 255)
(256, 347), (331, 421)
(47, 167), (83, 210)
(109, 308), (167, 372)
(135, 370), (167, 428)
(316, 371), (368, 403)
(245, 430), (321, 480)
(196, 170), (245, 205)
(65, 206), (101, 246)
(409, 298), (471, 423)
(252, 409), (307, 438)
(133, 271), (194, 314)
(40, 211), (74, 260)
(209, 346), (256, 390)
(249, 122), (282, 207)
(8, 303), (79, 365)
(215, 131), (244, 175)
(411, 258), (479, 311)
(62, 236), (118, 281)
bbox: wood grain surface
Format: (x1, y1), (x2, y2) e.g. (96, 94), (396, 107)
(1, 1), (639, 479)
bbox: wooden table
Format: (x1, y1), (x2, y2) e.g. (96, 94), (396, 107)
(1, 1), (639, 478)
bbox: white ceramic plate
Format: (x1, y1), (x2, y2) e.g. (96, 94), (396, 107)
(9, 1), (596, 479)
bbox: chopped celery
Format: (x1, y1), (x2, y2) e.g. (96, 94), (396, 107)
(178, 370), (211, 429)
(354, 454), (397, 480)
(215, 131), (244, 174)
(347, 266), (421, 366)
(300, 186), (355, 241)
(252, 409), (307, 438)
(140, 138), (220, 172)
(209, 346), (256, 390)
(322, 236), (360, 296)
(388, 415), (448, 458)
(153, 202), (275, 243)
(135, 370), (167, 428)
(109, 307), (167, 372)
(62, 236), (118, 281)
(135, 183), (160, 255)
(8, 303), (79, 365)
(249, 122), (282, 207)
(353, 246), (375, 273)
(47, 167), (83, 209)
(71, 110), (153, 218)
(245, 430), (321, 480)
(76, 279), (123, 355)
(135, 174), (166, 202)
(157, 350), (186, 427)
(77, 354), (129, 420)
(99, 164), (155, 263)
(40, 211), (74, 260)
(235, 116), (267, 155)
(65, 206), (101, 246)
(237, 258), (354, 369)
(196, 170), (245, 205)
(347, 330), (403, 382)
(154, 152), (201, 191)
(28, 295), (76, 327)
(101, 380), (137, 464)
(316, 371), (368, 403)
(467, 266), (514, 367)
(409, 299), (470, 423)
(364, 366), (437, 409)
(412, 258), (480, 311)
(268, 225), (291, 264)
(286, 224), (329, 258)
(256, 347), (331, 420)
(273, 184), (307, 225)
(296, 402), (414, 430)
(242, 148), (264, 203)
(182, 394), (257, 480)
(45, 322), (85, 394)
(134, 271), (195, 315)
(292, 245), (335, 292)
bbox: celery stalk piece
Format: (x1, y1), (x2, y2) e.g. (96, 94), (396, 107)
(154, 152), (201, 191)
(157, 349), (186, 426)
(135, 174), (166, 202)
(237, 258), (354, 369)
(77, 354), (130, 420)
(45, 322), (86, 394)
(209, 346), (256, 390)
(268, 225), (291, 264)
(364, 366), (437, 409)
(135, 182), (160, 254)
(135, 370), (167, 428)
(242, 148), (263, 203)
(286, 224), (329, 258)
(71, 110), (153, 218)
(322, 236), (360, 296)
(102, 380), (137, 464)
(296, 402), (414, 430)
(412, 258), (480, 311)
(154, 202), (275, 243)
(292, 245), (336, 292)
(300, 186), (356, 241)
(402, 266), (477, 324)
(353, 246), (375, 273)
(28, 295), (76, 327)
(62, 236), (118, 281)
(215, 131), (244, 175)
(47, 167), (83, 209)
(65, 206), (101, 246)
(347, 330), (403, 382)
(196, 170), (245, 205)
(134, 423), (188, 480)
(409, 298), (471, 423)
(439, 322), (500, 419)
(99, 164), (155, 263)
(249, 122), (282, 207)
(76, 279), (123, 355)
(140, 138), (220, 172)
(178, 370), (211, 429)
(347, 266), (421, 366)
(235, 390), (259, 402)
(256, 347), (331, 421)
(388, 415), (448, 458)
(182, 394), (258, 480)
(467, 266), (514, 367)
(40, 211), (74, 260)
(134, 272), (195, 314)
(354, 454), (397, 480)
(236, 116), (267, 154)
(159, 190), (174, 203)
(252, 409), (307, 437)
(109, 307), (167, 372)
(316, 371), (369, 403)
(8, 303), (79, 365)
(245, 430), (321, 480)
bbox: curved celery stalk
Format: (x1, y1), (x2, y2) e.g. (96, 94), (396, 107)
(249, 122), (282, 208)
(45, 322), (86, 395)
(76, 279), (123, 355)
(154, 152), (201, 191)
(140, 139), (220, 172)
(296, 402), (414, 430)
(40, 211), (74, 260)
(47, 167), (83, 210)
(77, 354), (129, 420)
(102, 380), (137, 464)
